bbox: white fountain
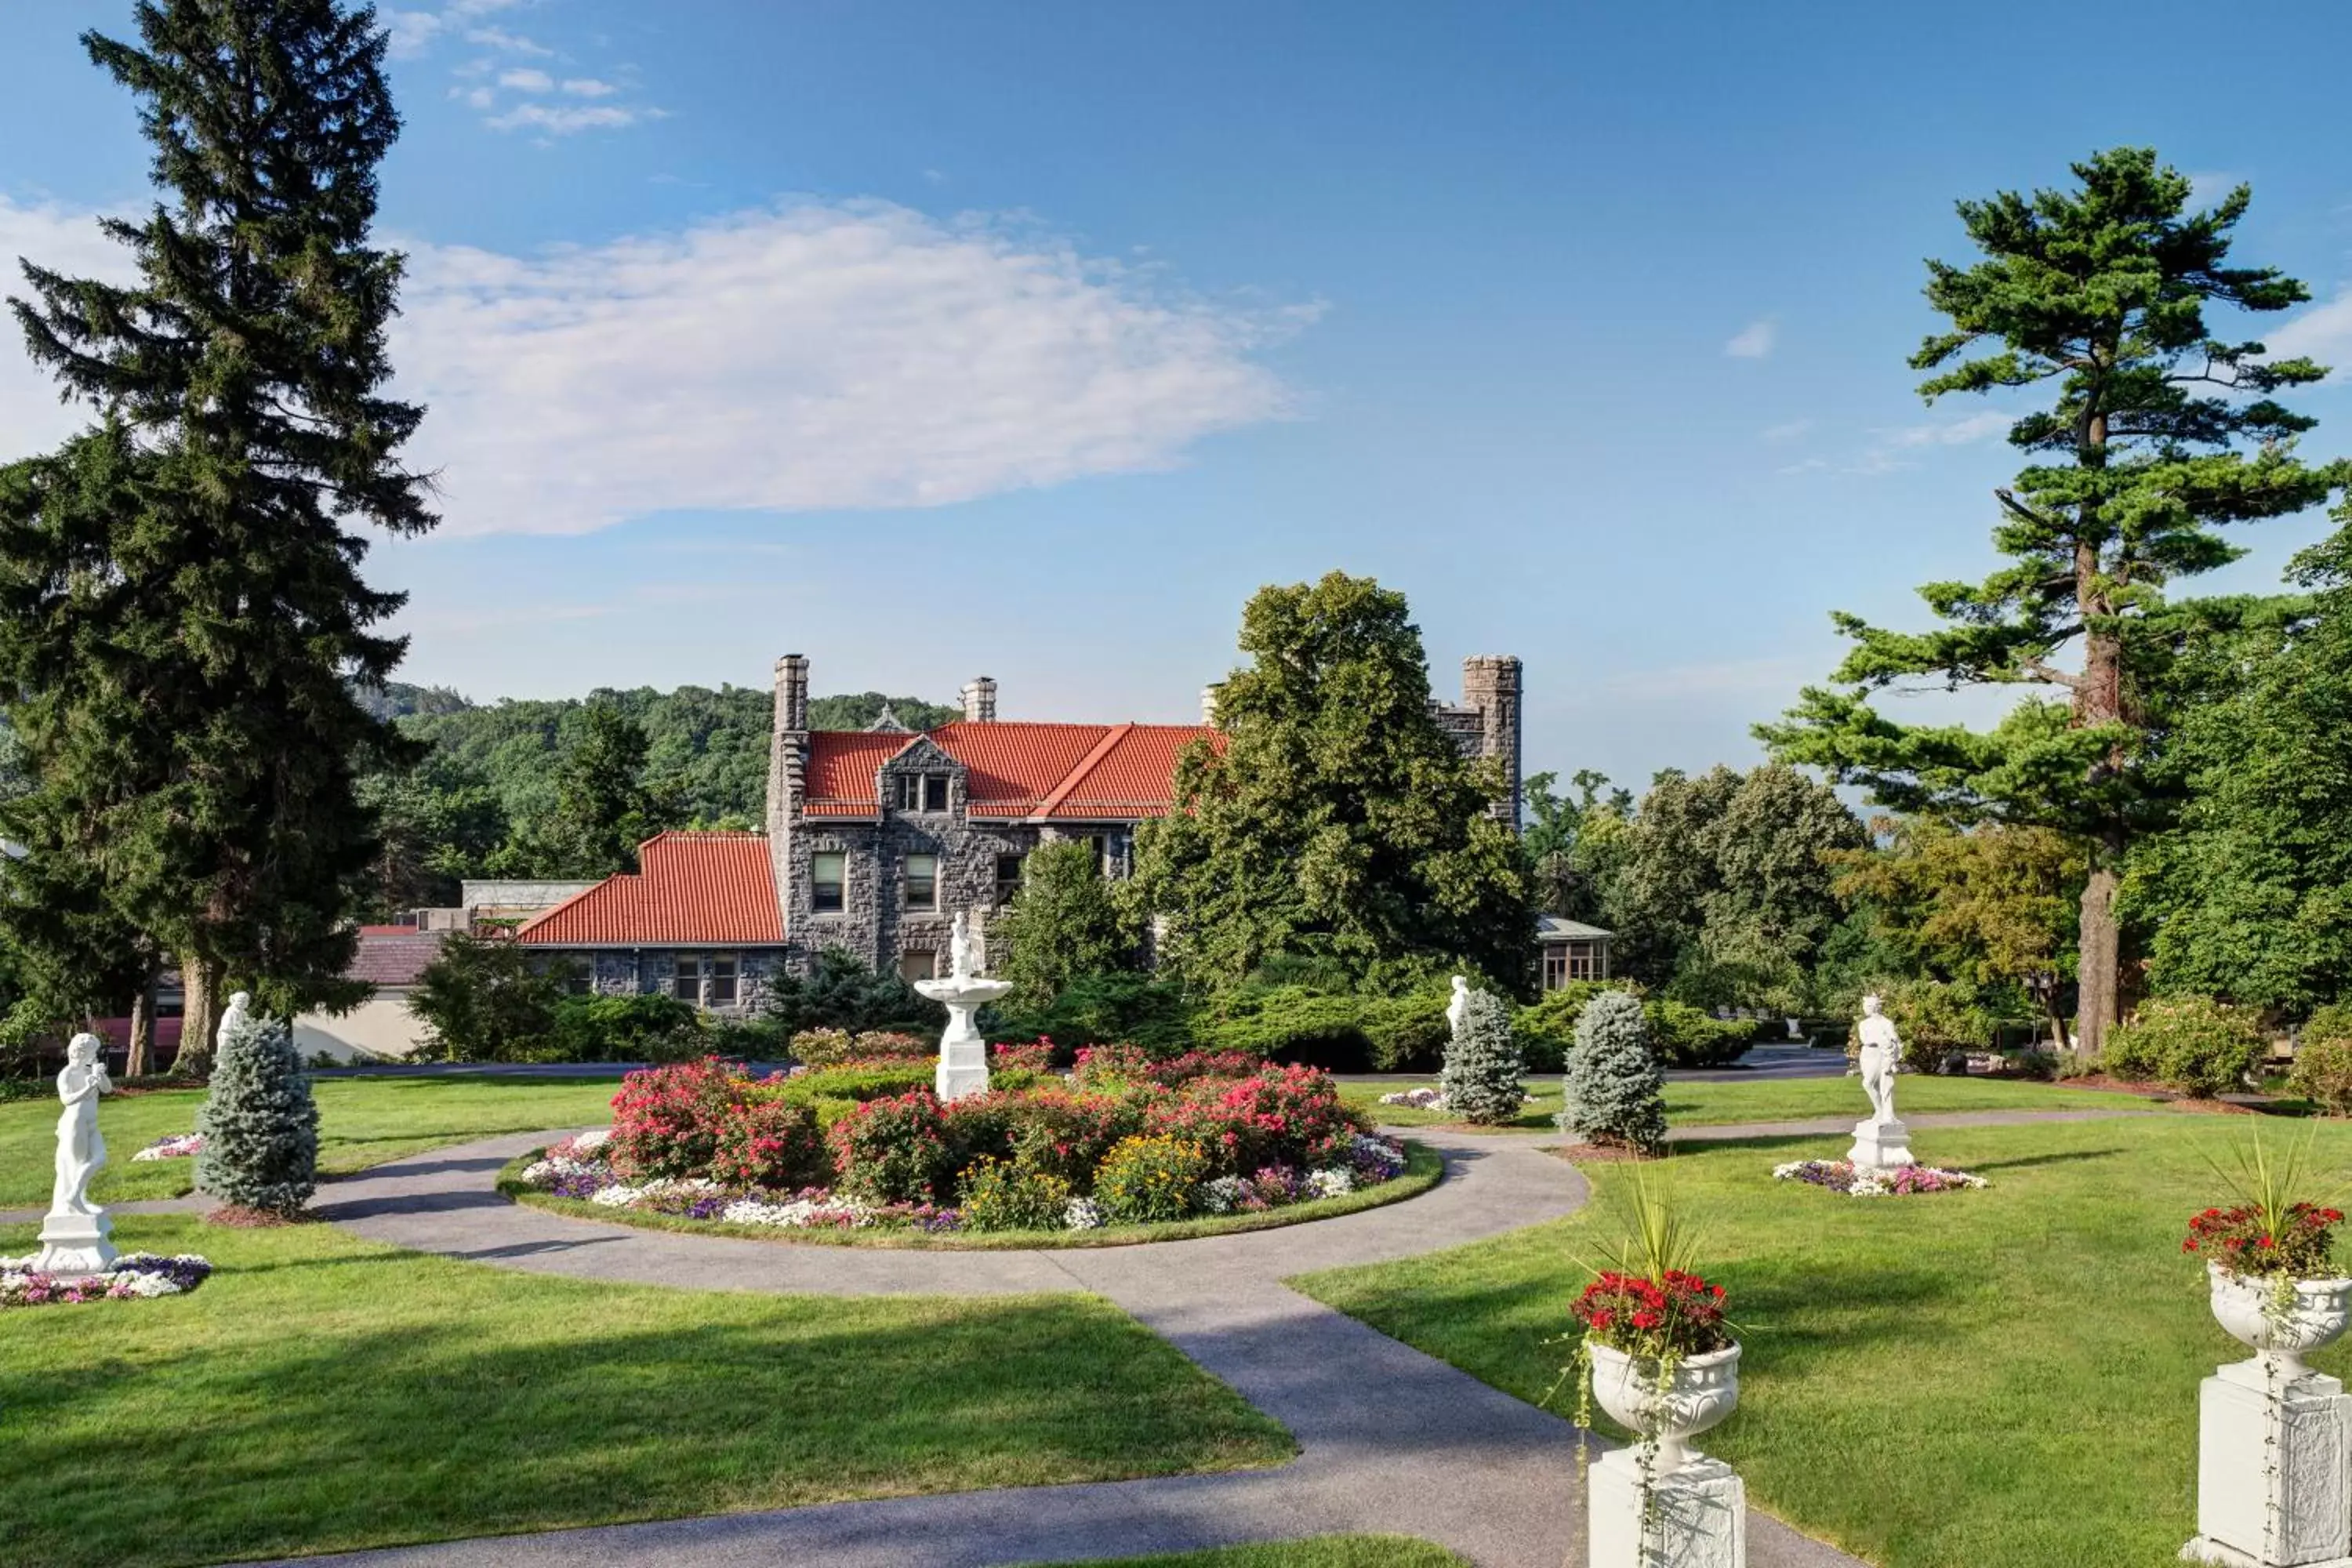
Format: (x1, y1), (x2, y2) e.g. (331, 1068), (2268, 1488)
(914, 911), (1013, 1102)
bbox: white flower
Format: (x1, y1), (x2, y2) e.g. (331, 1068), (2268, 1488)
(720, 1194), (873, 1228)
(572, 1128), (612, 1152)
(1065, 1197), (1105, 1231)
(1307, 1167), (1355, 1200)
(1377, 1087), (1445, 1109)
(1202, 1176), (1247, 1215)
(1846, 1175), (1889, 1198)
(589, 1184), (643, 1207)
(113, 1272), (180, 1298)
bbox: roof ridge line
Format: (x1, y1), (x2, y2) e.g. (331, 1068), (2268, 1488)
(1026, 722), (1133, 824)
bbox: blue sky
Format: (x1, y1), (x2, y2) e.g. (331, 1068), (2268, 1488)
(4, 1), (2351, 792)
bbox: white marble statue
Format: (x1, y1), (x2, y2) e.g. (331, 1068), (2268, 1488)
(1446, 974), (1472, 1040)
(1846, 994), (1915, 1171)
(948, 913), (976, 982)
(217, 989), (252, 1054)
(33, 1033), (119, 1276)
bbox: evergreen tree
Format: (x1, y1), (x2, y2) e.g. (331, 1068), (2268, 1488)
(1759, 149), (2342, 1055)
(2, 2), (434, 1056)
(1134, 572), (1534, 990)
(1561, 989), (1666, 1151)
(996, 839), (1138, 1005)
(1438, 985), (1525, 1123)
(195, 1010), (320, 1214)
(505, 705), (681, 877)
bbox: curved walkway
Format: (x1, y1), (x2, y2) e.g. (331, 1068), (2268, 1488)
(274, 1127), (1872, 1568)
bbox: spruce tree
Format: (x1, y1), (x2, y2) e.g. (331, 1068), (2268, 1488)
(1438, 985), (1525, 1123)
(1561, 989), (1666, 1151)
(1759, 149), (2341, 1055)
(998, 839), (1138, 1005)
(0, 1), (431, 1059)
(195, 1011), (320, 1214)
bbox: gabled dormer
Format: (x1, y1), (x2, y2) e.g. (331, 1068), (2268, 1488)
(875, 734), (967, 820)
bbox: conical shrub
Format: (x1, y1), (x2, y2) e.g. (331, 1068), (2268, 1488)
(1560, 989), (1666, 1151)
(1439, 985), (1525, 1124)
(196, 1012), (320, 1214)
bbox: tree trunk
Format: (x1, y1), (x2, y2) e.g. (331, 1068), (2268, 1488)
(126, 973), (156, 1079)
(2076, 866), (2121, 1058)
(176, 953), (220, 1077)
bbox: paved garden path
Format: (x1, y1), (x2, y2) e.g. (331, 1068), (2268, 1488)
(263, 1124), (1892, 1568)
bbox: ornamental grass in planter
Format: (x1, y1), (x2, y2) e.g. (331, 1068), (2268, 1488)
(2186, 1127), (2352, 1376)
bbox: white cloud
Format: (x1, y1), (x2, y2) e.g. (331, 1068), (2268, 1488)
(385, 10), (447, 58)
(1724, 318), (1777, 359)
(466, 27), (554, 57)
(1761, 418), (1813, 443)
(0, 198), (136, 457)
(1882, 409), (2011, 448)
(2267, 288), (2352, 379)
(383, 201), (1312, 535)
(485, 102), (644, 135)
(497, 67), (554, 93)
(561, 78), (619, 98)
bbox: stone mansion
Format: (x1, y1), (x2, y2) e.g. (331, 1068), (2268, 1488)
(513, 651), (1550, 1012)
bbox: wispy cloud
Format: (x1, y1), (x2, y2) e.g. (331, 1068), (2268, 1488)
(496, 67), (554, 93)
(465, 26), (552, 57)
(1761, 418), (1814, 443)
(1724, 318), (1777, 359)
(1882, 409), (2012, 448)
(560, 78), (619, 98)
(2267, 288), (2352, 380)
(385, 0), (521, 60)
(485, 103), (647, 134)
(1774, 408), (2015, 477)
(0, 196), (1317, 539)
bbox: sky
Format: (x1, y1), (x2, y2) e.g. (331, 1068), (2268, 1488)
(3, 0), (2351, 793)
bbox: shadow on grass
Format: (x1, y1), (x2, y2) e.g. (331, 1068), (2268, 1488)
(1969, 1149), (2125, 1172)
(0, 1291), (1301, 1568)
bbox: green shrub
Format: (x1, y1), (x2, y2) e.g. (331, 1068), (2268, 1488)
(1202, 986), (1371, 1068)
(1876, 978), (2002, 1073)
(408, 932), (573, 1062)
(194, 1013), (319, 1214)
(1560, 990), (1665, 1152)
(957, 1158), (1075, 1231)
(826, 1091), (961, 1205)
(2290, 1034), (2352, 1116)
(776, 1062), (933, 1105)
(760, 949), (944, 1037)
(1646, 1000), (1755, 1069)
(1360, 986), (1454, 1072)
(2106, 996), (2266, 1098)
(1092, 1134), (1211, 1225)
(548, 993), (705, 1063)
(983, 972), (1201, 1057)
(1007, 1090), (1146, 1192)
(789, 1027), (932, 1067)
(1438, 987), (1525, 1123)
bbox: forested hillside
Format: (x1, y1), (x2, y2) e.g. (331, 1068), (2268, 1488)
(358, 683), (957, 912)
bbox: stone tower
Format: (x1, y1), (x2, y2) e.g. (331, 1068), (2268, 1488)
(1458, 655), (1523, 829)
(765, 653), (810, 896)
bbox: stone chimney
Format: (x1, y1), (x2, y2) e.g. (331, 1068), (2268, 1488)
(1200, 684), (1221, 728)
(775, 653), (810, 735)
(960, 676), (998, 723)
(1460, 655), (1523, 829)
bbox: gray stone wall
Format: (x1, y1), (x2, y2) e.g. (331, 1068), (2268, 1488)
(562, 946), (786, 1015)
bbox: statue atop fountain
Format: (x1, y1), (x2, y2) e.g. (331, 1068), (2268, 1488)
(915, 911), (1014, 1102)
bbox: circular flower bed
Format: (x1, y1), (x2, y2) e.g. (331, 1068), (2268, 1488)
(1773, 1160), (1987, 1197)
(506, 1048), (1435, 1246)
(2, 1252), (213, 1307)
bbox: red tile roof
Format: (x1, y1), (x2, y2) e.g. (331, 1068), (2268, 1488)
(347, 929), (452, 988)
(515, 832), (783, 947)
(801, 720), (1219, 822)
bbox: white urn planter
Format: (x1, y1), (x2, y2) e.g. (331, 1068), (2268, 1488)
(1587, 1341), (1748, 1568)
(2186, 1265), (2352, 1568)
(2207, 1263), (2352, 1378)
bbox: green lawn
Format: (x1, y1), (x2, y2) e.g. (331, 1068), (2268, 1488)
(1293, 1116), (2347, 1568)
(0, 1074), (625, 1209)
(1341, 1073), (2151, 1132)
(1038, 1538), (1468, 1567)
(0, 1213), (1294, 1568)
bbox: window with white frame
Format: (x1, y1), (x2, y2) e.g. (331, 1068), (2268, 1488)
(891, 774), (952, 813)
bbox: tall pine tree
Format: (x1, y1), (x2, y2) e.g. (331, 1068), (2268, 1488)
(1759, 149), (2341, 1055)
(0, 0), (432, 1066)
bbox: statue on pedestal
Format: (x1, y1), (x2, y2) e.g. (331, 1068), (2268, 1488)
(914, 909), (1014, 1102)
(1847, 994), (1915, 1172)
(34, 1033), (119, 1277)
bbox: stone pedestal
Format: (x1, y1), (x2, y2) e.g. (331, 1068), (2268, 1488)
(2184, 1360), (2352, 1567)
(1589, 1448), (1746, 1568)
(1846, 1118), (1915, 1172)
(31, 1209), (118, 1279)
